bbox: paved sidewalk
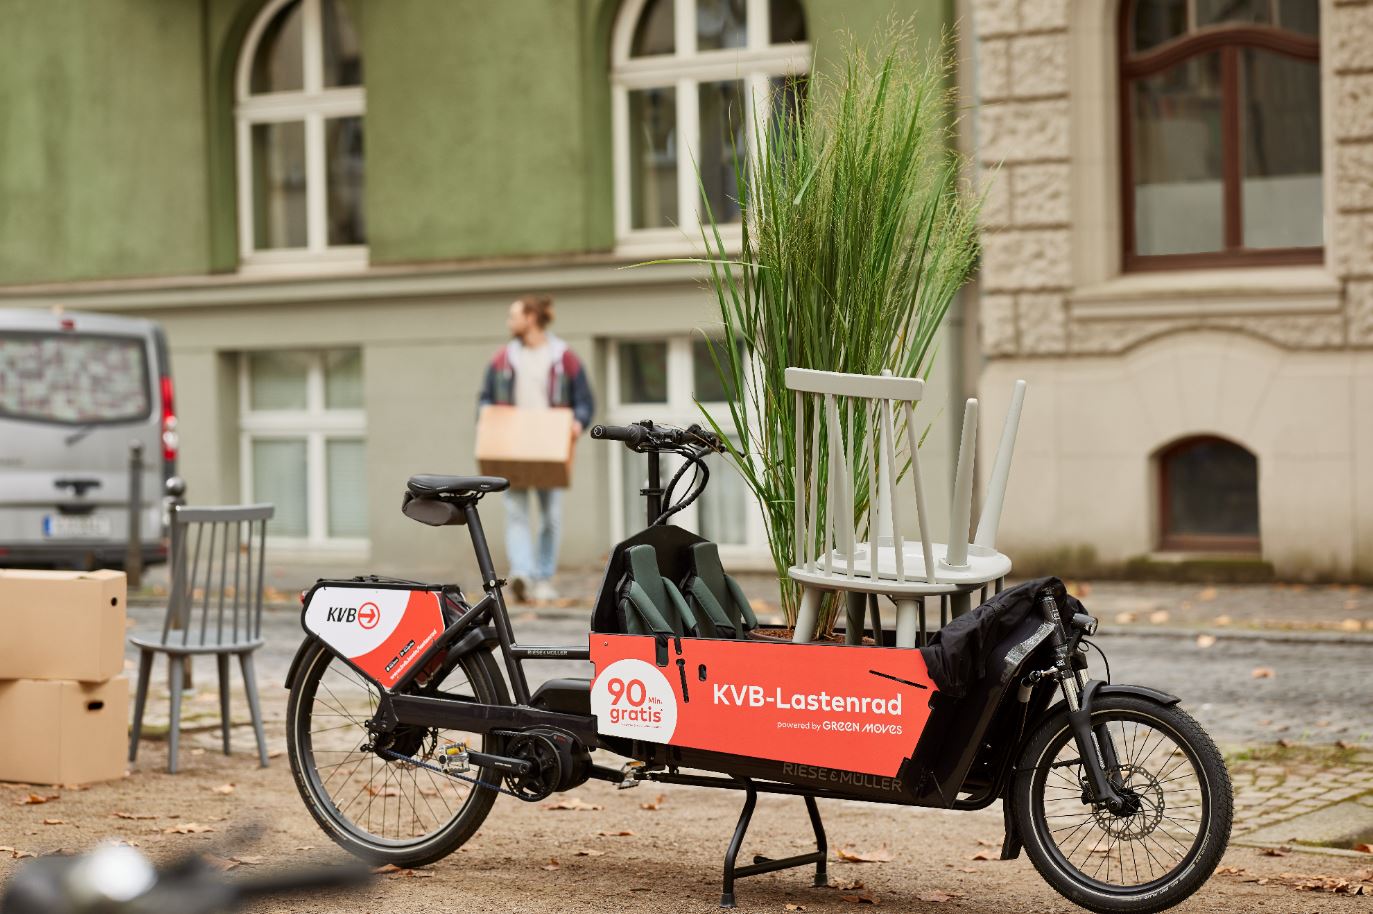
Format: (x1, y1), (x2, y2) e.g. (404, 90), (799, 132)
(133, 563), (1373, 637)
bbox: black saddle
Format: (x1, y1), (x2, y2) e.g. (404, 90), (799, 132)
(406, 474), (510, 497)
(402, 474), (509, 526)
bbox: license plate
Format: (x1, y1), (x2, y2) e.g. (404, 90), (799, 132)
(42, 514), (113, 539)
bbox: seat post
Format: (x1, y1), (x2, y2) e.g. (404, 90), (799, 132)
(464, 503), (498, 589)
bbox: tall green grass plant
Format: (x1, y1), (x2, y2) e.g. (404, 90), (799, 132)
(695, 27), (983, 625)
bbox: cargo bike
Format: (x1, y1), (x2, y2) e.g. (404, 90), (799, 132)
(284, 370), (1232, 913)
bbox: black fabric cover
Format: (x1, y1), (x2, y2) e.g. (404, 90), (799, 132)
(918, 577), (1084, 698)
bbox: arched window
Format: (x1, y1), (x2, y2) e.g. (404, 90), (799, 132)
(1157, 436), (1259, 552)
(1121, 1), (1321, 270)
(236, 0), (365, 269)
(611, 0), (810, 248)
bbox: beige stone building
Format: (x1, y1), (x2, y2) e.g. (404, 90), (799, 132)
(967, 0), (1373, 580)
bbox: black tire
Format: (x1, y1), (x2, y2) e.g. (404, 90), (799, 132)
(286, 640), (509, 868)
(1011, 694), (1232, 914)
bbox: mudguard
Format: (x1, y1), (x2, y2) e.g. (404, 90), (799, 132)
(1031, 682), (1182, 740)
(284, 626), (500, 691)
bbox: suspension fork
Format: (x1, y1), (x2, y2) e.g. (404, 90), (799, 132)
(1035, 592), (1129, 814)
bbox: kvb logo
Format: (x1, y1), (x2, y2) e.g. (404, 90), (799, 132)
(324, 602), (381, 630)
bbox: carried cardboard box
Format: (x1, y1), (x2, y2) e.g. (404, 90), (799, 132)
(475, 405), (575, 489)
(0, 569), (125, 682)
(0, 677), (129, 784)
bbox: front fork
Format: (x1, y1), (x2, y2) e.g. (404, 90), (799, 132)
(1033, 593), (1132, 816)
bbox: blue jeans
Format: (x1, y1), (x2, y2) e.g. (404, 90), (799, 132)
(504, 487), (563, 581)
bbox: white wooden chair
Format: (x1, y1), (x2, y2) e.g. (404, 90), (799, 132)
(786, 368), (1027, 648)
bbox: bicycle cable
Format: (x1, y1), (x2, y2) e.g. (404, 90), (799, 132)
(1080, 637), (1111, 683)
(651, 447), (710, 526)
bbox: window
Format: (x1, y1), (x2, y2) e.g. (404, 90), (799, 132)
(611, 0), (810, 248)
(1121, 0), (1321, 269)
(1156, 436), (1259, 552)
(0, 333), (150, 425)
(606, 336), (764, 559)
(236, 0), (366, 269)
(239, 349), (367, 547)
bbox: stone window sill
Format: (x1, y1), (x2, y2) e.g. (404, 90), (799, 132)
(1069, 265), (1341, 320)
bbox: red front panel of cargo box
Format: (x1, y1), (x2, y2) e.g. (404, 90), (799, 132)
(590, 635), (938, 778)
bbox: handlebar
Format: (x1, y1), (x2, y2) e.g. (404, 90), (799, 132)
(590, 421), (724, 454)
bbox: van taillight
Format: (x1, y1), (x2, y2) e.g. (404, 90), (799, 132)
(160, 376), (178, 463)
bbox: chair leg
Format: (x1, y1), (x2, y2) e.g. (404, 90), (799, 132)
(217, 654), (232, 756)
(167, 655), (185, 774)
(844, 592), (866, 645)
(894, 599), (920, 649)
(128, 649), (154, 763)
(239, 652), (269, 767)
(792, 587), (823, 643)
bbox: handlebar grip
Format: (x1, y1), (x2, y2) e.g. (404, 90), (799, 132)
(591, 424), (646, 446)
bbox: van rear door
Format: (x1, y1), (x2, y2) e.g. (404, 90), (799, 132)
(0, 313), (168, 567)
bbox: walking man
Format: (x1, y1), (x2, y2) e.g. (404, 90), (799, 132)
(478, 294), (594, 602)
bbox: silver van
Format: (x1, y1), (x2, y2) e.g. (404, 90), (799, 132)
(0, 308), (175, 568)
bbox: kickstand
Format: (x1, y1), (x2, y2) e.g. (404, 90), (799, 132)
(720, 780), (828, 908)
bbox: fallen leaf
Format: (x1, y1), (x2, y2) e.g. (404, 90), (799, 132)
(1354, 843), (1373, 854)
(959, 867), (977, 873)
(268, 749), (284, 760)
(975, 838), (999, 847)
(785, 905), (807, 912)
(1114, 612), (1136, 625)
(232, 855), (265, 866)
(825, 879), (865, 892)
(1214, 614), (1232, 626)
(372, 864), (433, 878)
(41, 819), (64, 826)
(574, 849), (605, 857)
(201, 853), (239, 872)
(597, 829), (636, 837)
(541, 858), (560, 871)
(639, 793), (668, 811)
(1260, 846), (1291, 857)
(917, 891), (966, 903)
(836, 846), (893, 864)
(1216, 866), (1247, 876)
(839, 892), (880, 905)
(1252, 667), (1275, 679)
(1195, 634), (1217, 649)
(542, 797), (602, 811)
(111, 811), (157, 820)
(1148, 610), (1170, 625)
(163, 822), (214, 835)
(969, 852), (993, 861)
(0, 847), (36, 860)
(365, 785), (399, 797)
(1276, 738), (1293, 748)
(211, 784), (236, 795)
(1198, 587), (1217, 601)
(15, 794), (58, 806)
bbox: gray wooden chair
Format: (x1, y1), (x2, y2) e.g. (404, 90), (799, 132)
(786, 368), (1027, 647)
(128, 503), (274, 773)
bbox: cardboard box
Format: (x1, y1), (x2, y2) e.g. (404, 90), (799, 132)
(0, 676), (129, 785)
(475, 405), (576, 489)
(0, 569), (126, 682)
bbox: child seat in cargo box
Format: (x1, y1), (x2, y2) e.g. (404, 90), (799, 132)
(680, 542), (759, 639)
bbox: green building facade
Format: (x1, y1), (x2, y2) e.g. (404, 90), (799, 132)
(0, 0), (964, 581)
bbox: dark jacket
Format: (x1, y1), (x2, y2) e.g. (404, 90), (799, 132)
(478, 334), (595, 431)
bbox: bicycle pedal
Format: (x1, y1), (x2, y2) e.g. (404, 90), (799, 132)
(617, 760), (645, 789)
(436, 741), (471, 774)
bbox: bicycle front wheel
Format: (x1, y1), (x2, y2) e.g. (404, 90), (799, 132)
(1012, 693), (1233, 914)
(286, 639), (508, 867)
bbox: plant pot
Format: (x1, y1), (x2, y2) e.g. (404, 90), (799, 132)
(749, 626), (875, 646)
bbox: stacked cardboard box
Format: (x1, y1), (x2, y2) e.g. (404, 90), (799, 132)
(0, 570), (129, 785)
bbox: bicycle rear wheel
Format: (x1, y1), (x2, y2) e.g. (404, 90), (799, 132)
(286, 639), (508, 867)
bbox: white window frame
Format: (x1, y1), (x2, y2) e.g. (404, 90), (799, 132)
(610, 0), (811, 256)
(235, 0), (367, 274)
(238, 350), (368, 553)
(605, 335), (769, 567)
